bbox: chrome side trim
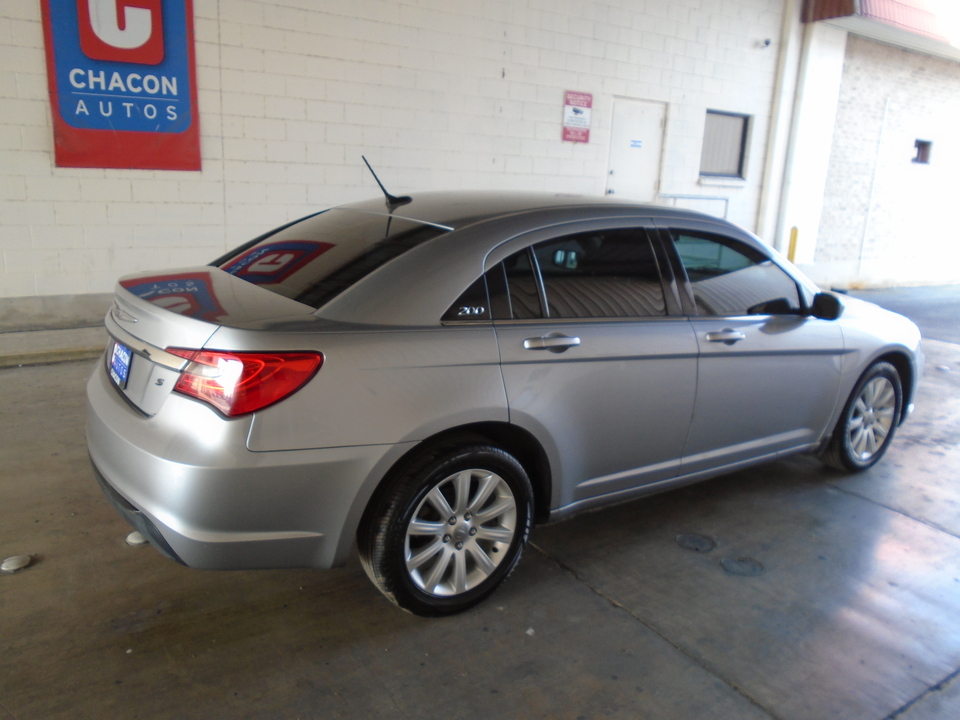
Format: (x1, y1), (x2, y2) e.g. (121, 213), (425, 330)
(550, 442), (820, 522)
(105, 308), (189, 371)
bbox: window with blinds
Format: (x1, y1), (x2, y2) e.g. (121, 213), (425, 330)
(699, 111), (749, 178)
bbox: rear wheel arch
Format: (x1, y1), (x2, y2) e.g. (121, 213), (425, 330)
(358, 442), (533, 614)
(460, 422), (552, 523)
(359, 422), (553, 538)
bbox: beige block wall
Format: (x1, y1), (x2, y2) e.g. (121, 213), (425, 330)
(815, 34), (960, 287)
(1, 0), (785, 299)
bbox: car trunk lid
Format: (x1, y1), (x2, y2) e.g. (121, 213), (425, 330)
(104, 267), (317, 415)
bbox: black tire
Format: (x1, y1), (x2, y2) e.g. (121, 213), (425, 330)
(358, 442), (533, 616)
(821, 361), (902, 472)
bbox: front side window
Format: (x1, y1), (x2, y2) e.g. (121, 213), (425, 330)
(671, 231), (800, 316)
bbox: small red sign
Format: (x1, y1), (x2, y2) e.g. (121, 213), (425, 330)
(562, 91), (593, 143)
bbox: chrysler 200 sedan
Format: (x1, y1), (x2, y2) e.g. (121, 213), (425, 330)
(87, 192), (922, 615)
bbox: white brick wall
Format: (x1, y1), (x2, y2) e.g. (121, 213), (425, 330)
(814, 35), (960, 287)
(1, 0), (785, 299)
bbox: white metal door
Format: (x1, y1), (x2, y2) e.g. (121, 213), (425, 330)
(606, 99), (666, 202)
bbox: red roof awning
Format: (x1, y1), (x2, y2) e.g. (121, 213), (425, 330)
(804, 0), (951, 43)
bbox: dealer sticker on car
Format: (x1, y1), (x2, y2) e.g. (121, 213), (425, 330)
(109, 342), (132, 389)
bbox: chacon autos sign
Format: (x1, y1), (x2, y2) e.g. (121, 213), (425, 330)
(40, 0), (200, 170)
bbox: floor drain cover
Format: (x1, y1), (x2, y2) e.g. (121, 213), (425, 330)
(720, 556), (764, 577)
(676, 533), (716, 553)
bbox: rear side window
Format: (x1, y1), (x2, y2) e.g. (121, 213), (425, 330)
(503, 249), (544, 319)
(485, 249), (544, 320)
(486, 228), (667, 320)
(670, 231), (800, 316)
(441, 250), (548, 323)
(532, 229), (666, 318)
(214, 209), (446, 309)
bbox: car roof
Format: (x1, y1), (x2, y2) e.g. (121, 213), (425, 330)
(315, 191), (773, 326)
(335, 191), (718, 231)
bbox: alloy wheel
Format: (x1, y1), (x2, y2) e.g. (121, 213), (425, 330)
(846, 376), (897, 462)
(404, 468), (517, 596)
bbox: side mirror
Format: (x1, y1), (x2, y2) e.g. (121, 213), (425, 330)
(810, 292), (842, 320)
(747, 298), (797, 315)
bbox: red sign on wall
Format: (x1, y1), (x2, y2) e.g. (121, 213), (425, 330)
(562, 91), (593, 143)
(40, 0), (201, 170)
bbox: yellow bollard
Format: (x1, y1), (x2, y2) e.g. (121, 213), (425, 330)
(787, 226), (798, 263)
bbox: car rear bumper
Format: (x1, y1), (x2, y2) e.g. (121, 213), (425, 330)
(86, 362), (413, 570)
(90, 459), (186, 565)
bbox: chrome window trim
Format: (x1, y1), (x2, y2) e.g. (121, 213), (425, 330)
(442, 313), (689, 327)
(491, 315), (687, 326)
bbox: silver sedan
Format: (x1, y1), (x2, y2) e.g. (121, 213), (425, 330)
(86, 192), (922, 615)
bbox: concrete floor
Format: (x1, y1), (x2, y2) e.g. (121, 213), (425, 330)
(850, 285), (960, 345)
(2, 307), (960, 719)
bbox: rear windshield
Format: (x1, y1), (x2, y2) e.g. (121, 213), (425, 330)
(213, 209), (447, 309)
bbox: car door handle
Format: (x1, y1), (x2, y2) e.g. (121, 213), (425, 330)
(523, 334), (581, 353)
(705, 330), (746, 345)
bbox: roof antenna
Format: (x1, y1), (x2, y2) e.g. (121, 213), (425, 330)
(362, 156), (411, 211)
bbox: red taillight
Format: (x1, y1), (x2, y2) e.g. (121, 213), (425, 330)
(166, 348), (323, 417)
